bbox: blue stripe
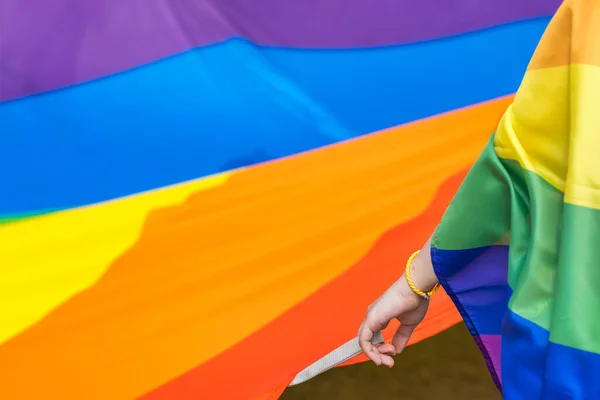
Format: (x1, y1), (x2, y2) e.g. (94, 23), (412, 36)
(503, 310), (600, 399)
(434, 244), (600, 398)
(0, 18), (551, 215)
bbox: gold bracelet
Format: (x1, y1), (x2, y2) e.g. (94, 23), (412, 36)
(405, 250), (440, 300)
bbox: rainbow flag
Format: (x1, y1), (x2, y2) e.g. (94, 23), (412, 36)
(1, 1), (560, 399)
(432, 0), (600, 397)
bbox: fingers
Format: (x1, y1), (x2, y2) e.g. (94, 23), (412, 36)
(376, 343), (395, 354)
(358, 321), (396, 368)
(391, 323), (417, 356)
(358, 323), (379, 363)
(379, 354), (395, 368)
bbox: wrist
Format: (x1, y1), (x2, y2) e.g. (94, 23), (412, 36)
(398, 274), (428, 305)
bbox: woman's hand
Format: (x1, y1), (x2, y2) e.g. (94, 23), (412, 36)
(357, 240), (438, 368)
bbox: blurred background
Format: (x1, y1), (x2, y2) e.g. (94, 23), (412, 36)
(282, 323), (501, 400)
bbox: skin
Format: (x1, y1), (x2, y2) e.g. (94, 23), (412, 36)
(357, 238), (439, 368)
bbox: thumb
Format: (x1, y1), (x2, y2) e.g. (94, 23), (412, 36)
(391, 322), (417, 355)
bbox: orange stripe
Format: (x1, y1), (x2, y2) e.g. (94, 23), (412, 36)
(142, 171), (467, 400)
(528, 0), (600, 70)
(0, 96), (511, 400)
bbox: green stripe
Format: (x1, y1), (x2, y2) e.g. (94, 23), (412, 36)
(433, 134), (600, 354)
(506, 164), (600, 354)
(503, 160), (562, 331)
(433, 135), (512, 250)
(550, 203), (600, 352)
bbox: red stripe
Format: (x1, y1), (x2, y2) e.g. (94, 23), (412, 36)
(140, 170), (467, 400)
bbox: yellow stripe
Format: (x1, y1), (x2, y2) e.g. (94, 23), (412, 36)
(494, 63), (600, 210)
(0, 173), (230, 344)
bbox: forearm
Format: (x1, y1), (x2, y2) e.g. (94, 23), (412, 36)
(406, 237), (439, 292)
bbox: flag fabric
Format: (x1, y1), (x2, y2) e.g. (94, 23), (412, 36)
(1, 1), (561, 399)
(432, 1), (600, 398)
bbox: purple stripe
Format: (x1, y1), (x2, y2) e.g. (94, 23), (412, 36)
(444, 245), (509, 304)
(3, 0), (561, 101)
(434, 245), (509, 334)
(432, 245), (510, 390)
(480, 334), (502, 384)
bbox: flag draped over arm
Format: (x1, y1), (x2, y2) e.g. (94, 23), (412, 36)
(431, 1), (600, 397)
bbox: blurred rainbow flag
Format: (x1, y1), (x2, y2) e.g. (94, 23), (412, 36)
(0, 1), (560, 399)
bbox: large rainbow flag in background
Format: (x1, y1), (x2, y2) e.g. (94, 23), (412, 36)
(1, 1), (561, 399)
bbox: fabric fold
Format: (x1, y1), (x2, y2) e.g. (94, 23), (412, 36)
(431, 0), (600, 397)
